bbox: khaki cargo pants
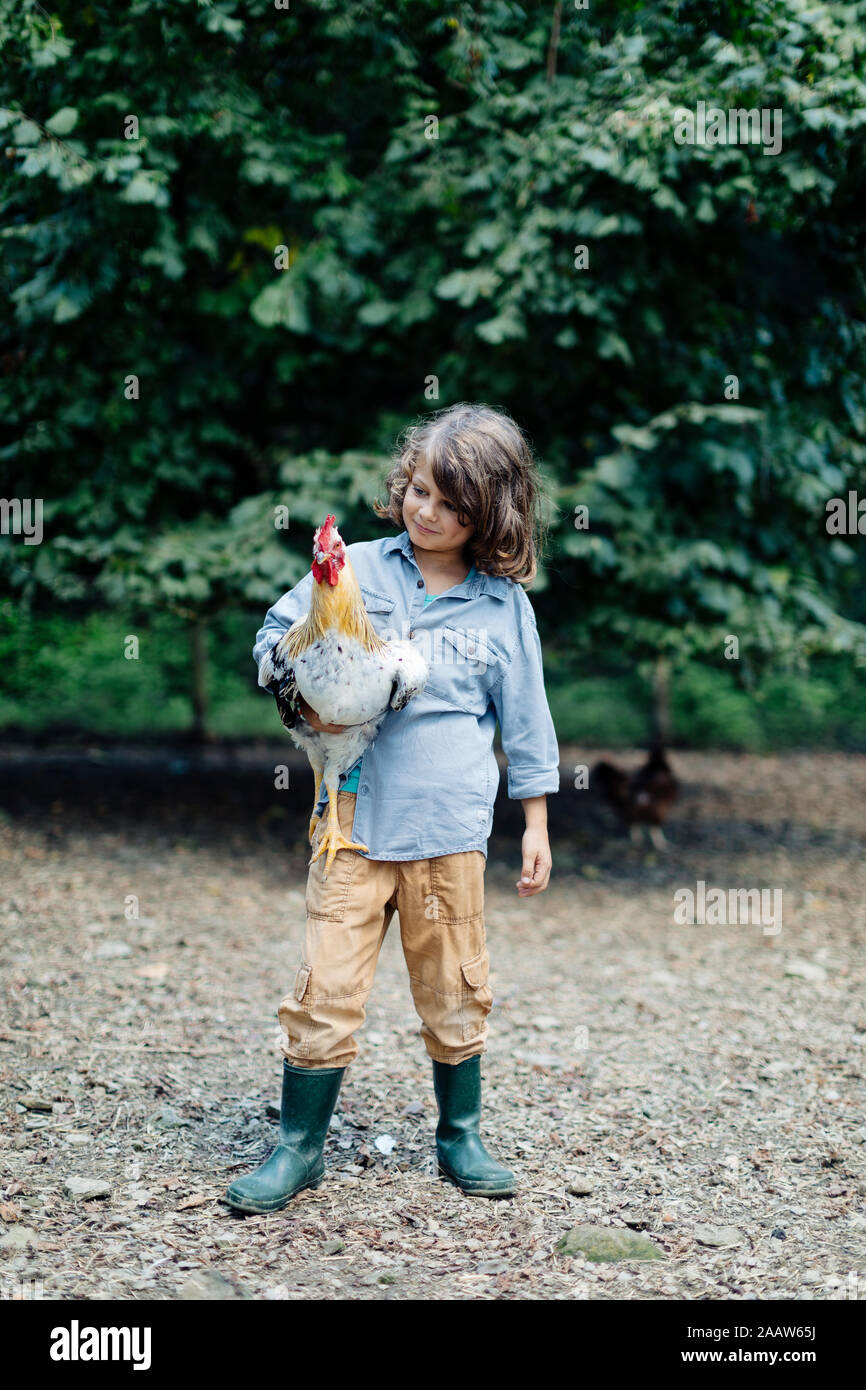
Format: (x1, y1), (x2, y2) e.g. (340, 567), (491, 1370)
(278, 792), (493, 1068)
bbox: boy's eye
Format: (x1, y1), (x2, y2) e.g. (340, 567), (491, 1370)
(412, 482), (457, 513)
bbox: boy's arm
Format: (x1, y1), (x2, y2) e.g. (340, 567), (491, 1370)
(491, 610), (561, 802)
(252, 568), (315, 688)
(491, 608), (560, 895)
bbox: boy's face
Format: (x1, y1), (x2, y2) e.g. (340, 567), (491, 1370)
(402, 460), (474, 553)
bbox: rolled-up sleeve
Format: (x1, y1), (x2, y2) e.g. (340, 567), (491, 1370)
(252, 569), (314, 686)
(491, 612), (561, 799)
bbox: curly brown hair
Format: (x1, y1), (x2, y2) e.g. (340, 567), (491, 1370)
(373, 403), (547, 583)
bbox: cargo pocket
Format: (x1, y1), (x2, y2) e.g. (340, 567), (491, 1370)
(460, 947), (493, 1041)
(294, 962), (312, 1003)
(277, 963), (314, 1057)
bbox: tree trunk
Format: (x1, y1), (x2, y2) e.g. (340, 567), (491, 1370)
(546, 2), (562, 82)
(189, 619), (209, 743)
(651, 656), (671, 747)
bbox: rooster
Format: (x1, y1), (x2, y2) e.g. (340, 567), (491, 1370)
(258, 516), (428, 876)
(592, 742), (679, 850)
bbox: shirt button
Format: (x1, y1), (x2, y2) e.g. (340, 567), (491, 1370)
(416, 579), (424, 588)
(361, 784), (369, 793)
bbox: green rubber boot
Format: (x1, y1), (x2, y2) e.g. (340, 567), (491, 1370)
(225, 1060), (345, 1214)
(433, 1055), (517, 1197)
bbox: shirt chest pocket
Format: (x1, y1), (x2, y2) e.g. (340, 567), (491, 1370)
(359, 585), (397, 640)
(423, 625), (503, 715)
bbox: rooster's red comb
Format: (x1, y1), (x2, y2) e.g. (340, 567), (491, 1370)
(315, 514), (337, 545)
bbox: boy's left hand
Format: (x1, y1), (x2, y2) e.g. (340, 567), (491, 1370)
(516, 827), (552, 896)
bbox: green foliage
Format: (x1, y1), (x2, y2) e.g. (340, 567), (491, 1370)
(2, 0), (866, 735)
(0, 596), (276, 737)
(669, 662), (767, 750)
(547, 672), (651, 748)
(3, 597), (864, 751)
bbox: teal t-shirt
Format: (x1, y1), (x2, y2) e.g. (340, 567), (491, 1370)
(340, 565), (477, 793)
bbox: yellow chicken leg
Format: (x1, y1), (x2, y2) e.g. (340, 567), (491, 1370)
(308, 754), (325, 845)
(311, 782), (368, 878)
(308, 782), (323, 845)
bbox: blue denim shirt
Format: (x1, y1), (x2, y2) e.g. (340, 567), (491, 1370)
(252, 530), (561, 860)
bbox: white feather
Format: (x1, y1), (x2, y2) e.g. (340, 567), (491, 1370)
(270, 627), (429, 786)
(293, 632), (398, 726)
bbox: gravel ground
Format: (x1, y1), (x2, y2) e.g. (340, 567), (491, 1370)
(1, 743), (864, 1301)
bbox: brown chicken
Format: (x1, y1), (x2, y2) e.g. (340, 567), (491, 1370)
(592, 742), (679, 849)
